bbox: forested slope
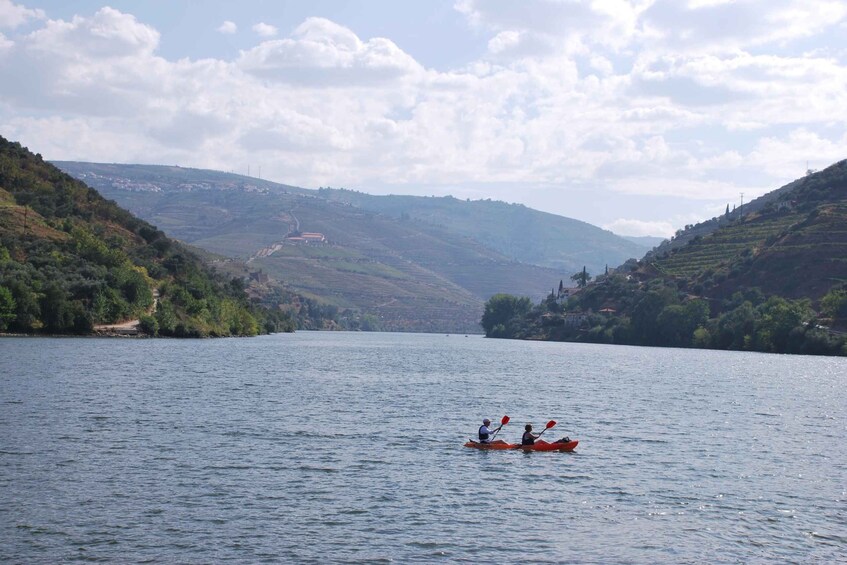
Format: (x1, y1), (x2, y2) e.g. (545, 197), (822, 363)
(0, 136), (290, 336)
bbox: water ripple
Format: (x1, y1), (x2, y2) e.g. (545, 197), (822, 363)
(1, 333), (845, 563)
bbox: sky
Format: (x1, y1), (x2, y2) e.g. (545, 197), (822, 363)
(0, 0), (845, 237)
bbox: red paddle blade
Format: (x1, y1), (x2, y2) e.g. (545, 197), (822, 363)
(546, 420), (557, 429)
(501, 415), (510, 425)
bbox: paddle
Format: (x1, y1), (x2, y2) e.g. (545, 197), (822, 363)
(490, 415), (510, 440)
(535, 419), (557, 439)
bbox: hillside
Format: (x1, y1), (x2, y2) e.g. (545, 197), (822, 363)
(317, 188), (648, 272)
(645, 175), (805, 260)
(0, 136), (291, 337)
(645, 160), (847, 302)
(481, 160), (847, 356)
(55, 162), (592, 333)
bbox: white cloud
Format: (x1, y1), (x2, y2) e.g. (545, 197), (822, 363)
(217, 20), (237, 35)
(0, 7), (168, 122)
(457, 0), (647, 52)
(0, 0), (43, 29)
(748, 128), (847, 178)
(604, 218), (676, 237)
(642, 0), (847, 52)
(252, 22), (278, 37)
(487, 30), (521, 54)
(27, 7), (159, 57)
(610, 176), (763, 200)
(238, 17), (423, 86)
(1, 3), (846, 232)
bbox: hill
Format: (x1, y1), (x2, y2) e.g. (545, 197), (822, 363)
(645, 160), (847, 302)
(54, 162), (614, 333)
(479, 160), (847, 356)
(0, 136), (292, 337)
(316, 188), (648, 272)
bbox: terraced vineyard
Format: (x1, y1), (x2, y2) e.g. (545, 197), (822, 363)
(653, 213), (803, 277)
(645, 159), (847, 304)
(721, 203), (847, 300)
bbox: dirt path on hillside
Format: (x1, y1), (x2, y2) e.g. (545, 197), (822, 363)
(247, 208), (298, 263)
(93, 289), (159, 334)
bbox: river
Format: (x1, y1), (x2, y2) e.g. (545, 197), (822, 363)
(1, 332), (845, 563)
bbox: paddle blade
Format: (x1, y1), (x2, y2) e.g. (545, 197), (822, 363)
(501, 415), (510, 426)
(546, 420), (557, 429)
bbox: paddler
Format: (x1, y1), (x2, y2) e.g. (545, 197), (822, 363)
(521, 423), (540, 446)
(478, 418), (503, 444)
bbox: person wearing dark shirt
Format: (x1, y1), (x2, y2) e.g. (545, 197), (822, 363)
(522, 423), (540, 446)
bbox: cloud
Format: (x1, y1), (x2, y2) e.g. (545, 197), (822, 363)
(642, 0), (847, 52)
(456, 0), (646, 53)
(0, 0), (44, 29)
(1, 4), (846, 232)
(217, 20), (237, 34)
(748, 128), (847, 178)
(0, 7), (168, 119)
(27, 6), (159, 57)
(604, 218), (676, 237)
(252, 22), (278, 37)
(487, 30), (521, 54)
(238, 17), (423, 86)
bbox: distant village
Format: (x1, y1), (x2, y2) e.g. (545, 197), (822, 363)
(72, 171), (270, 194)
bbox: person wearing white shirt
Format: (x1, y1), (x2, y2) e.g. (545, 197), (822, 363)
(478, 418), (501, 443)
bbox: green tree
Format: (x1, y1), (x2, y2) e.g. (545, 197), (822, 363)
(715, 301), (756, 350)
(39, 283), (73, 333)
(656, 300), (710, 347)
(570, 266), (591, 288)
(821, 287), (847, 320)
(631, 287), (678, 345)
(5, 280), (40, 332)
(753, 297), (814, 353)
(139, 314), (158, 336)
(0, 286), (15, 330)
(692, 327), (712, 348)
(481, 294), (532, 337)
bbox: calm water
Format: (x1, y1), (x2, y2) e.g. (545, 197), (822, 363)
(1, 333), (845, 563)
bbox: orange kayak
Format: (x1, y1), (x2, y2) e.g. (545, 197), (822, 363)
(518, 439), (579, 452)
(464, 439), (578, 452)
(463, 440), (517, 450)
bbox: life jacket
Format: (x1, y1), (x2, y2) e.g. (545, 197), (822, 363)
(478, 425), (490, 442)
(522, 431), (535, 446)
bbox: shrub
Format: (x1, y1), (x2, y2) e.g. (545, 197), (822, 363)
(139, 314), (158, 336)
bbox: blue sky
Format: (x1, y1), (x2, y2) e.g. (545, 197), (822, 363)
(1, 0), (845, 236)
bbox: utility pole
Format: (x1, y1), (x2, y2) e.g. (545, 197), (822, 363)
(739, 192), (744, 217)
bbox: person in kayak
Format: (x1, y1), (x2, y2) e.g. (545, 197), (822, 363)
(522, 424), (540, 446)
(478, 418), (503, 444)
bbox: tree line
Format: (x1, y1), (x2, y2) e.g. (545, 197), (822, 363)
(481, 274), (847, 356)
